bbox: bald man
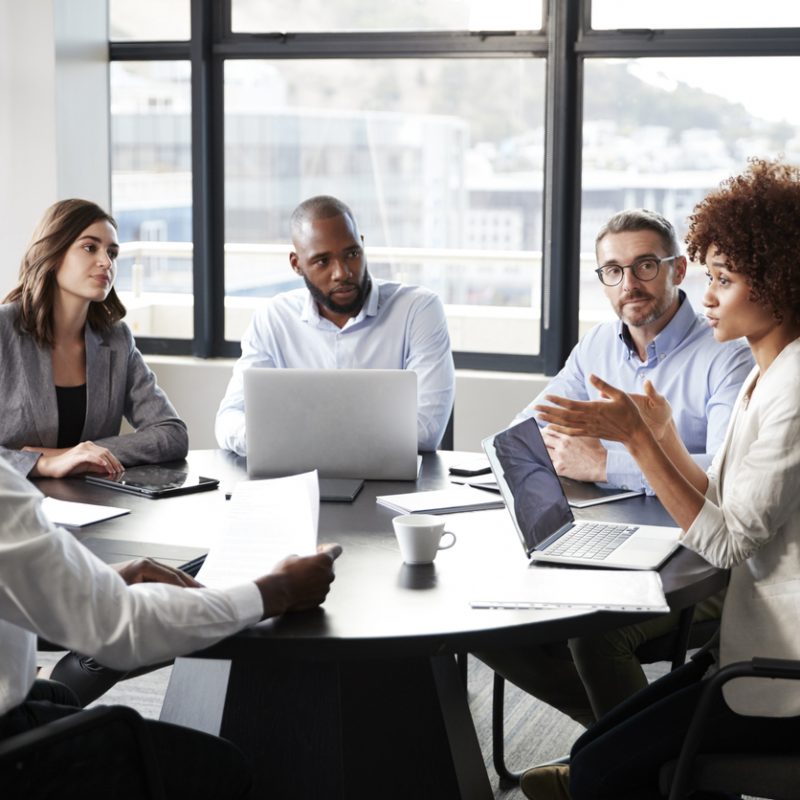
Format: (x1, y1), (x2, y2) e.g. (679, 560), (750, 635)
(215, 196), (455, 455)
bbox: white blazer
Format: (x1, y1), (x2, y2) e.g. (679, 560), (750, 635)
(683, 337), (800, 716)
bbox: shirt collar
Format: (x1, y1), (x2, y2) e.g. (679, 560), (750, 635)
(617, 290), (693, 361)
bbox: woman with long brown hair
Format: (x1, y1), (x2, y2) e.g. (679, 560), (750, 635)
(0, 198), (187, 477)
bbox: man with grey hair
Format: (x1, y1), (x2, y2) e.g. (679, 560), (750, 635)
(216, 195), (454, 455)
(514, 208), (752, 494)
(478, 209), (753, 733)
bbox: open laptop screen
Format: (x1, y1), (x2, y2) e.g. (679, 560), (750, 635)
(484, 419), (574, 554)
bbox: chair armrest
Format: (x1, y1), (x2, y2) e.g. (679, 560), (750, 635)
(667, 658), (800, 800)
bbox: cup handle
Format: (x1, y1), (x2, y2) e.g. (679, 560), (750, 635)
(438, 531), (457, 551)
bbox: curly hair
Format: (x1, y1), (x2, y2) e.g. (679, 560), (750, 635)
(3, 199), (126, 347)
(686, 158), (800, 324)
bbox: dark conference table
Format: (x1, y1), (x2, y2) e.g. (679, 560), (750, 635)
(38, 450), (727, 800)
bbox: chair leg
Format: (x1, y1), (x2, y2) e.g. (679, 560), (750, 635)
(670, 606), (696, 671)
(492, 671), (523, 787)
(456, 652), (468, 689)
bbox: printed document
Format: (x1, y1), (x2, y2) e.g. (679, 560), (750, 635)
(197, 471), (319, 589)
(377, 485), (504, 514)
(471, 567), (669, 613)
(42, 497), (129, 528)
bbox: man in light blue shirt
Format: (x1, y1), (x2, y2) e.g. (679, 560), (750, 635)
(216, 196), (455, 455)
(479, 209), (752, 733)
(514, 210), (753, 495)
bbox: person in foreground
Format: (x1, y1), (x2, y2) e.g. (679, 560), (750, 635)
(215, 195), (455, 454)
(520, 159), (800, 800)
(0, 198), (188, 478)
(479, 210), (752, 728)
(0, 199), (193, 702)
(0, 456), (341, 798)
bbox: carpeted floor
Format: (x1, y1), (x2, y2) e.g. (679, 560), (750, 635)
(36, 651), (667, 799)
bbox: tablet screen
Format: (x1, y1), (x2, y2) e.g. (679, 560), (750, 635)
(85, 465), (219, 497)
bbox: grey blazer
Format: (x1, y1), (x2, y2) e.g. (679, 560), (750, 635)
(0, 303), (188, 476)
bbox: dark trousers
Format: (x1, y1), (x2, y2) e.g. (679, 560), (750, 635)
(569, 653), (800, 800)
(1, 679), (253, 800)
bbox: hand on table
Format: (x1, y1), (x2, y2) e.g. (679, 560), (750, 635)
(112, 558), (203, 588)
(541, 426), (608, 482)
(26, 441), (124, 478)
(256, 543), (343, 618)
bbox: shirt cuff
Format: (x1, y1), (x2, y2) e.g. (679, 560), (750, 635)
(223, 581), (264, 626)
(681, 495), (724, 555)
(605, 448), (651, 494)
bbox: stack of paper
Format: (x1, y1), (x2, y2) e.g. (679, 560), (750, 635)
(42, 497), (130, 527)
(450, 473), (500, 493)
(377, 485), (504, 514)
(197, 471), (319, 589)
(471, 567), (669, 612)
(558, 477), (643, 508)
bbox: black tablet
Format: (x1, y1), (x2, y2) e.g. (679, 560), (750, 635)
(448, 454), (491, 477)
(319, 478), (364, 503)
(84, 465), (219, 498)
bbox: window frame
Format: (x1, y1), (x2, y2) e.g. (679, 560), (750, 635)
(109, 0), (800, 373)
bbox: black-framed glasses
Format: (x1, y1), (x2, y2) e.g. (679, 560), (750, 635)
(594, 256), (677, 287)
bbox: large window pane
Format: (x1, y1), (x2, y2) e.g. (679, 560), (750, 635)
(580, 57), (800, 334)
(592, 1), (800, 30)
(109, 0), (190, 41)
(110, 61), (193, 340)
(222, 59), (545, 355)
(232, 0), (542, 33)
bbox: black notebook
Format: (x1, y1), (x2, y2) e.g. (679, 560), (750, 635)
(85, 465), (219, 498)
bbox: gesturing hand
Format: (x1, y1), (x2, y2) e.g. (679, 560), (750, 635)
(535, 374), (649, 445)
(113, 558), (203, 588)
(629, 379), (673, 441)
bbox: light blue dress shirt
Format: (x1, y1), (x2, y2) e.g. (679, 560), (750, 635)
(216, 279), (455, 455)
(514, 292), (754, 494)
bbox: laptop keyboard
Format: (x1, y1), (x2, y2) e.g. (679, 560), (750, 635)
(544, 522), (639, 560)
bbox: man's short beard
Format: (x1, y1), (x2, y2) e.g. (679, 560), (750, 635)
(622, 292), (674, 328)
(304, 271), (371, 316)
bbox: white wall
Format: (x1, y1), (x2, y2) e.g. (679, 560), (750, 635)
(144, 357), (549, 453)
(0, 0), (108, 297)
(53, 0), (110, 208)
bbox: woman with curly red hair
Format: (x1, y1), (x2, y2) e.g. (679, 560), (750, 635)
(520, 159), (800, 800)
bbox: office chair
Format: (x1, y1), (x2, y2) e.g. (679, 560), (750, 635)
(0, 705), (166, 799)
(659, 656), (800, 800)
(440, 407), (455, 451)
(492, 606), (720, 787)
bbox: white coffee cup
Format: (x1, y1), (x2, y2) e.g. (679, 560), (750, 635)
(392, 514), (457, 565)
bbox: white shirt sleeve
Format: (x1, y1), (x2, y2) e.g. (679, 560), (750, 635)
(512, 344), (589, 427)
(215, 310), (279, 456)
(0, 464), (263, 673)
(405, 293), (455, 451)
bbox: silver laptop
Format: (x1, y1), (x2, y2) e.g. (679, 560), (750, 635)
(482, 418), (680, 570)
(244, 368), (418, 480)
